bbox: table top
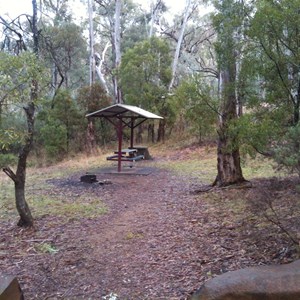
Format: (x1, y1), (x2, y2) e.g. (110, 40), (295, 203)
(114, 148), (137, 154)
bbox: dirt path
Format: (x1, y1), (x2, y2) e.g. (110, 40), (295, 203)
(1, 163), (298, 299)
(85, 168), (202, 299)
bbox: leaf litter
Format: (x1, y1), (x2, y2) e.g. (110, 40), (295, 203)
(0, 158), (299, 299)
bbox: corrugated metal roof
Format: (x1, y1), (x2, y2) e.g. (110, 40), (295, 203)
(86, 104), (163, 119)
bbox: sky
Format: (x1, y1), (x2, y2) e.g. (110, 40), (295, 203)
(0, 0), (187, 19)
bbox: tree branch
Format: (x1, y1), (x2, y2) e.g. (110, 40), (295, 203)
(2, 166), (17, 182)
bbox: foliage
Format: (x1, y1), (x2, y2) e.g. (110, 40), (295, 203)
(0, 129), (23, 152)
(248, 0), (300, 126)
(0, 154), (17, 168)
(36, 243), (59, 254)
(76, 83), (113, 146)
(38, 89), (81, 161)
(76, 83), (112, 114)
(0, 51), (44, 102)
(274, 124), (300, 177)
(40, 123), (67, 159)
(120, 36), (174, 140)
(0, 52), (46, 166)
(173, 77), (217, 143)
(228, 112), (282, 158)
(120, 37), (172, 111)
(40, 22), (88, 90)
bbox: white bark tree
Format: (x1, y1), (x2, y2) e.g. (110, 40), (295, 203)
(113, 0), (122, 103)
(169, 0), (192, 91)
(88, 0), (96, 85)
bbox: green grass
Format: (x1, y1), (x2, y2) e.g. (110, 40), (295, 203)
(157, 151), (287, 183)
(0, 144), (290, 223)
(0, 153), (110, 221)
(158, 157), (216, 184)
(27, 195), (107, 219)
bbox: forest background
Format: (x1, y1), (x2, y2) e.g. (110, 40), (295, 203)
(1, 0), (300, 226)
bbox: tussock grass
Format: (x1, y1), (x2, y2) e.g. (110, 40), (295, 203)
(153, 141), (286, 183)
(0, 153), (110, 221)
(27, 195), (107, 219)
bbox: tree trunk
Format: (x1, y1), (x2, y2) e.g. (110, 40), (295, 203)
(168, 0), (191, 91)
(95, 41), (110, 93)
(3, 102), (35, 227)
(213, 128), (245, 187)
(113, 0), (122, 103)
(136, 125), (143, 144)
(148, 123), (155, 143)
(86, 118), (97, 154)
(88, 0), (96, 85)
(157, 119), (166, 143)
(15, 179), (34, 227)
(213, 69), (245, 187)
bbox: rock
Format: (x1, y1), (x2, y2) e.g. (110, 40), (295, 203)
(191, 260), (300, 300)
(99, 179), (112, 185)
(0, 275), (23, 300)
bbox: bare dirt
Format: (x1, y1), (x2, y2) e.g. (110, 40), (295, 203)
(1, 158), (299, 299)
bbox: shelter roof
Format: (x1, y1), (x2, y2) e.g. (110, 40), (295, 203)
(86, 104), (163, 120)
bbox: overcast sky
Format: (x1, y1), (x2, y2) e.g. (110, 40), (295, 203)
(0, 0), (187, 19)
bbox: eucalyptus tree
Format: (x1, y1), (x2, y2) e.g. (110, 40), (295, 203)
(120, 37), (172, 141)
(212, 0), (248, 186)
(76, 83), (112, 152)
(38, 0), (88, 101)
(92, 0), (149, 100)
(173, 76), (217, 142)
(148, 0), (167, 38)
(39, 89), (83, 159)
(245, 0), (300, 177)
(40, 22), (88, 98)
(160, 0), (216, 88)
(168, 0), (192, 91)
(0, 0), (41, 227)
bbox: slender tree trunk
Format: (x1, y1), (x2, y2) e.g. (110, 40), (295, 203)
(3, 0), (39, 226)
(113, 0), (122, 103)
(147, 123), (155, 143)
(86, 118), (97, 154)
(88, 0), (95, 85)
(15, 180), (33, 227)
(168, 0), (191, 91)
(294, 85), (300, 125)
(3, 101), (35, 227)
(95, 41), (110, 93)
(157, 119), (166, 143)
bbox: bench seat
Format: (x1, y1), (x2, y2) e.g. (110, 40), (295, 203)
(106, 155), (144, 161)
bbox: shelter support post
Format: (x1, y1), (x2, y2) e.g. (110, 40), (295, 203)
(117, 117), (123, 172)
(130, 119), (134, 149)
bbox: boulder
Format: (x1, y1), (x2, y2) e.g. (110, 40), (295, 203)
(191, 260), (300, 300)
(0, 275), (23, 300)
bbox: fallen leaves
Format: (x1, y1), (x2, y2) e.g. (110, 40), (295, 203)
(0, 167), (299, 299)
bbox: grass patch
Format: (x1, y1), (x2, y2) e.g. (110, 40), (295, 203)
(125, 231), (144, 240)
(27, 195), (107, 219)
(0, 154), (109, 221)
(155, 148), (286, 183)
(35, 242), (59, 254)
(158, 157), (216, 184)
(241, 155), (286, 179)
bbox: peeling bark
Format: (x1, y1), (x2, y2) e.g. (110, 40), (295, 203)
(213, 68), (245, 187)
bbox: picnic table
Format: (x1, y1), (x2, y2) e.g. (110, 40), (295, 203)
(106, 148), (144, 163)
